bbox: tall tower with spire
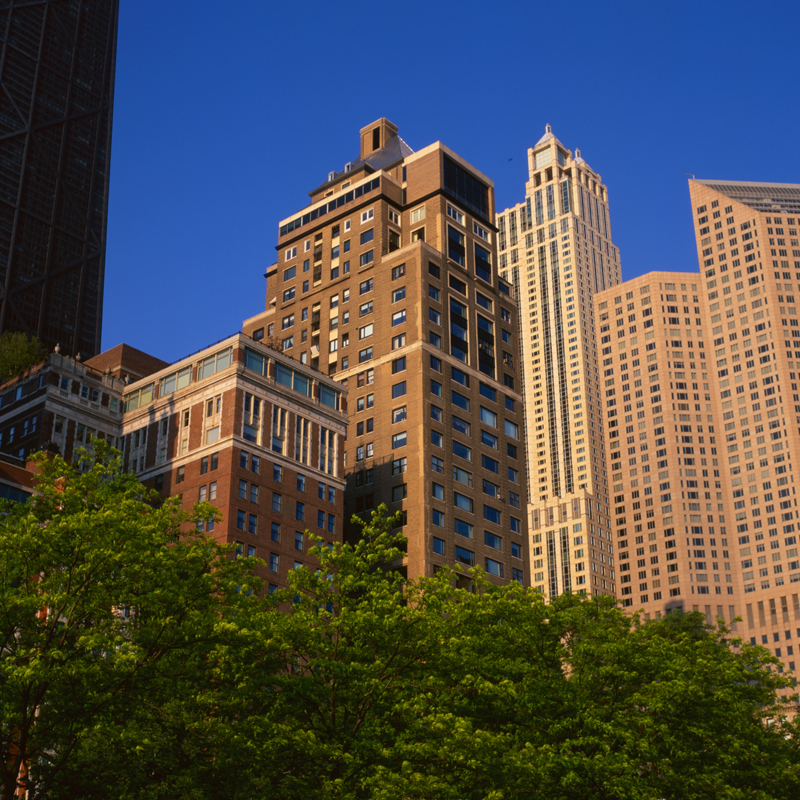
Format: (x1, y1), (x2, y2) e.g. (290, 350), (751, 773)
(496, 125), (621, 598)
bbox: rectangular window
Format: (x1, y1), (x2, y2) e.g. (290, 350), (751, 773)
(448, 226), (465, 265)
(391, 310), (406, 326)
(392, 381), (407, 398)
(392, 357), (406, 373)
(392, 432), (407, 448)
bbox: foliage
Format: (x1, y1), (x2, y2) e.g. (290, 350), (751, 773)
(3, 496), (799, 799)
(0, 444), (259, 800)
(0, 331), (46, 381)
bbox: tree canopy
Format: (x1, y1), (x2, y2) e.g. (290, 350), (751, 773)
(0, 331), (46, 381)
(0, 480), (797, 799)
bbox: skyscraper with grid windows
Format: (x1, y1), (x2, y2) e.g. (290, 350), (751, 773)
(0, 0), (119, 356)
(496, 126), (621, 598)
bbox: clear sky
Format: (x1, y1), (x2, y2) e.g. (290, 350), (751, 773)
(103, 0), (800, 362)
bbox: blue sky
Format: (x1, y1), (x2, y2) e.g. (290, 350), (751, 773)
(103, 0), (800, 361)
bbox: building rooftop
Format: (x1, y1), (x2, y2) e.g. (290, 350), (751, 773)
(695, 179), (800, 215)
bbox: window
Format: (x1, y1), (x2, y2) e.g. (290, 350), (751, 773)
(392, 286), (406, 303)
(284, 266), (296, 281)
(432, 482), (445, 500)
(432, 456), (444, 473)
(484, 531), (502, 550)
(359, 347), (373, 362)
(452, 416), (471, 436)
(451, 366), (469, 386)
(483, 505), (501, 524)
(411, 207), (425, 223)
(479, 383), (496, 402)
(360, 279), (374, 295)
(482, 455), (499, 473)
(360, 229), (374, 245)
(454, 492), (473, 512)
(429, 285), (440, 302)
(285, 246), (297, 261)
(296, 502), (305, 521)
(176, 466), (185, 484)
(392, 264), (406, 280)
(295, 531), (304, 551)
(361, 209), (374, 223)
(430, 355), (442, 372)
(392, 406), (407, 423)
(359, 301), (373, 316)
(271, 522), (280, 542)
(429, 332), (442, 348)
(505, 420), (519, 439)
(455, 546), (474, 567)
(359, 324), (374, 339)
(429, 262), (440, 279)
(272, 493), (282, 512)
(431, 405), (442, 421)
(478, 407), (498, 429)
(431, 430), (443, 447)
(433, 537), (445, 555)
(433, 509), (445, 527)
(451, 391), (470, 411)
(392, 457), (407, 475)
(430, 308), (441, 325)
(392, 334), (406, 350)
(392, 381), (407, 398)
(248, 515), (257, 535)
(431, 380), (442, 397)
(485, 558), (504, 578)
(392, 357), (406, 373)
(392, 432), (407, 448)
(453, 441), (472, 462)
(283, 288), (295, 302)
(481, 430), (498, 449)
(360, 250), (374, 267)
(448, 226), (465, 265)
(447, 204), (464, 225)
(269, 554), (279, 573)
(392, 484), (407, 502)
(392, 310), (406, 326)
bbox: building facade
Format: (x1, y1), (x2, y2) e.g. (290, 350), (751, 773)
(245, 118), (528, 586)
(0, 334), (347, 591)
(120, 333), (348, 591)
(597, 178), (800, 676)
(496, 126), (621, 598)
(0, 0), (120, 356)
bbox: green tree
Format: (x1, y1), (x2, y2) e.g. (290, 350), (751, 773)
(143, 507), (800, 800)
(0, 444), (261, 800)
(0, 331), (46, 380)
(10, 502), (800, 799)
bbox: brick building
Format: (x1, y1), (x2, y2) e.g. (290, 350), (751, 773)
(0, 334), (347, 591)
(245, 118), (528, 586)
(120, 333), (347, 591)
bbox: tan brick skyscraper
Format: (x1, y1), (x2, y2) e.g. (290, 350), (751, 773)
(245, 119), (528, 587)
(597, 178), (800, 678)
(496, 126), (621, 598)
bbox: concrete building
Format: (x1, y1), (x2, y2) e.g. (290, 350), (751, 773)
(0, 1), (120, 356)
(596, 178), (800, 676)
(496, 126), (621, 597)
(245, 118), (528, 586)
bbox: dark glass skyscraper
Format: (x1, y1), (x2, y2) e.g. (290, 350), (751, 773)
(0, 0), (119, 357)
